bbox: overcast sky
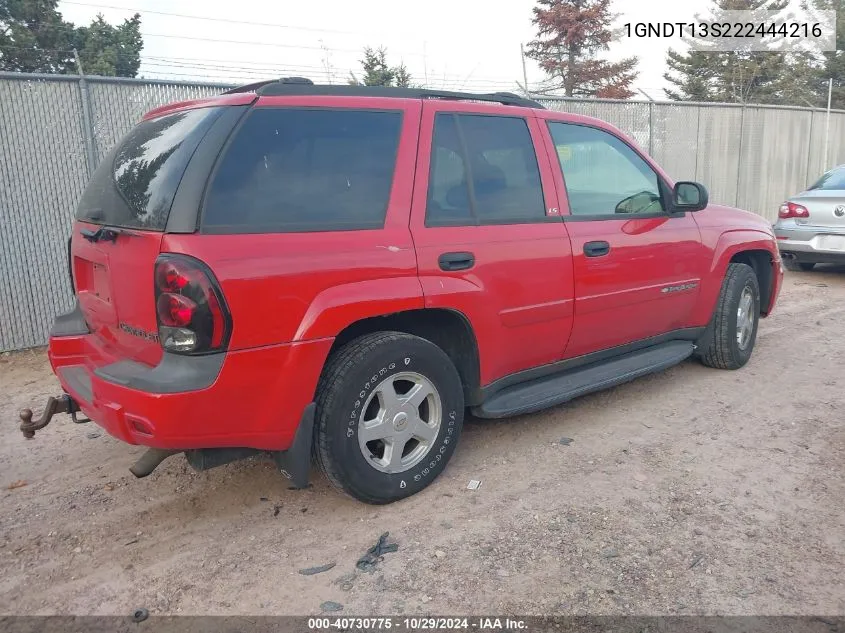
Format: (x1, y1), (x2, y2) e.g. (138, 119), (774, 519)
(58, 0), (722, 98)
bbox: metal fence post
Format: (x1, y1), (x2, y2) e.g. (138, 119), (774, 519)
(73, 49), (98, 177)
(735, 103), (746, 208)
(648, 101), (654, 156)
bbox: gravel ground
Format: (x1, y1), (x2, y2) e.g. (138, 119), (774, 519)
(1, 267), (844, 616)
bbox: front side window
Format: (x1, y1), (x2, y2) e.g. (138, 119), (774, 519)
(426, 114), (546, 226)
(548, 122), (664, 217)
(203, 108), (403, 233)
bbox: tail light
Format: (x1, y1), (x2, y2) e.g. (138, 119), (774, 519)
(154, 254), (231, 354)
(778, 202), (810, 219)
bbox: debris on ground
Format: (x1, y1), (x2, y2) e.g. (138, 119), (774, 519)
(559, 437), (574, 446)
(131, 608), (149, 623)
(124, 538), (139, 546)
(298, 562), (336, 576)
(6, 480), (27, 490)
(259, 497), (269, 502)
(466, 480), (482, 491)
(689, 554), (703, 569)
(356, 532), (399, 572)
(86, 432), (101, 439)
(601, 547), (620, 559)
(320, 601), (343, 613)
(273, 505), (282, 517)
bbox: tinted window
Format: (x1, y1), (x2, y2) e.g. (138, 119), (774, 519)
(76, 107), (221, 230)
(202, 108), (402, 233)
(809, 166), (845, 191)
(548, 123), (664, 217)
(426, 114), (545, 226)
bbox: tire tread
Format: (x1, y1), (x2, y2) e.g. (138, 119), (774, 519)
(699, 262), (758, 370)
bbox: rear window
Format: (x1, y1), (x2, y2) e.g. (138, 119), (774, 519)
(76, 107), (222, 230)
(809, 166), (845, 191)
(202, 108), (403, 233)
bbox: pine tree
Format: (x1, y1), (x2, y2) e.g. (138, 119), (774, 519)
(664, 0), (801, 104)
(0, 0), (143, 76)
(803, 0), (844, 108)
(348, 47), (414, 87)
(525, 0), (638, 98)
(0, 0), (73, 72)
(72, 13), (142, 78)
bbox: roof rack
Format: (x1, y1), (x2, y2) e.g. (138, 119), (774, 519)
(223, 78), (545, 109)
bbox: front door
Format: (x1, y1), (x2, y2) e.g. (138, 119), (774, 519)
(542, 120), (706, 359)
(410, 102), (574, 386)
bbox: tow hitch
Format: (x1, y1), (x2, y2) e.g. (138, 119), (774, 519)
(19, 394), (89, 439)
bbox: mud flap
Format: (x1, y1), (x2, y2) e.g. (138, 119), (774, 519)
(272, 402), (315, 489)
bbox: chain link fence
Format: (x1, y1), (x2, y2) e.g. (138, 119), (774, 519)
(1, 72), (844, 352)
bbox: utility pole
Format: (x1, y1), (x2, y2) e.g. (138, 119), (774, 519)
(823, 77), (833, 170)
(73, 47), (84, 75)
(520, 44), (530, 98)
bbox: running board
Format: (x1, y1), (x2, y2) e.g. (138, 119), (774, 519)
(473, 341), (695, 419)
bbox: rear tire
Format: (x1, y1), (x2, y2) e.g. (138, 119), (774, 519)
(314, 332), (464, 504)
(698, 263), (760, 370)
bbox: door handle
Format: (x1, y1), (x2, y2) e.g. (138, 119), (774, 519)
(438, 252), (475, 271)
(583, 241), (610, 257)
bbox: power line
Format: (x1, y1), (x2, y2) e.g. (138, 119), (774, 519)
(60, 0), (371, 36)
(139, 31), (427, 57)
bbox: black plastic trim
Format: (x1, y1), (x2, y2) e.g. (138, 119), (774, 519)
(237, 82), (544, 108)
(476, 327), (705, 404)
(474, 340), (695, 419)
(50, 299), (90, 337)
(166, 105), (252, 233)
(57, 366), (93, 403)
(272, 402), (315, 489)
(94, 352), (225, 394)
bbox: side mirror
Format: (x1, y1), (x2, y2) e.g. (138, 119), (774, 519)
(673, 181), (708, 212)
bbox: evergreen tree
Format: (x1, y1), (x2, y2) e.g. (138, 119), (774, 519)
(0, 0), (143, 77)
(664, 0), (801, 104)
(803, 0), (844, 108)
(349, 47), (414, 87)
(525, 0), (638, 98)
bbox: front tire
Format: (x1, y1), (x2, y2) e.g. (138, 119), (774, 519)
(698, 263), (760, 370)
(314, 332), (464, 504)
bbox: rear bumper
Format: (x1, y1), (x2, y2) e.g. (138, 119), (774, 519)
(48, 320), (333, 451)
(775, 223), (845, 262)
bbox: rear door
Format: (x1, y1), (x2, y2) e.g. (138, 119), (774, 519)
(71, 106), (223, 365)
(540, 118), (706, 359)
(409, 101), (574, 386)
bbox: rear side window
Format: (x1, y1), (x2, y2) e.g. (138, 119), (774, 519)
(76, 107), (221, 230)
(426, 113), (546, 226)
(809, 166), (845, 191)
(202, 108), (403, 233)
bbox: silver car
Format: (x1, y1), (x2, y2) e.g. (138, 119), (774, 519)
(774, 164), (845, 271)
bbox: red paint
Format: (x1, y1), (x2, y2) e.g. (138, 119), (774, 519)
(48, 92), (782, 453)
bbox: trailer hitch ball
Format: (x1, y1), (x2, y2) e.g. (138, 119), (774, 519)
(18, 395), (84, 439)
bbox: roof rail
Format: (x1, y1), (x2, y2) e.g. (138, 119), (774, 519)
(223, 78), (544, 109)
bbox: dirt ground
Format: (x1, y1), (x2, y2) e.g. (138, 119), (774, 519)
(1, 267), (844, 617)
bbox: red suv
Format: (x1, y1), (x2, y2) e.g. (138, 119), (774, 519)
(21, 78), (783, 504)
